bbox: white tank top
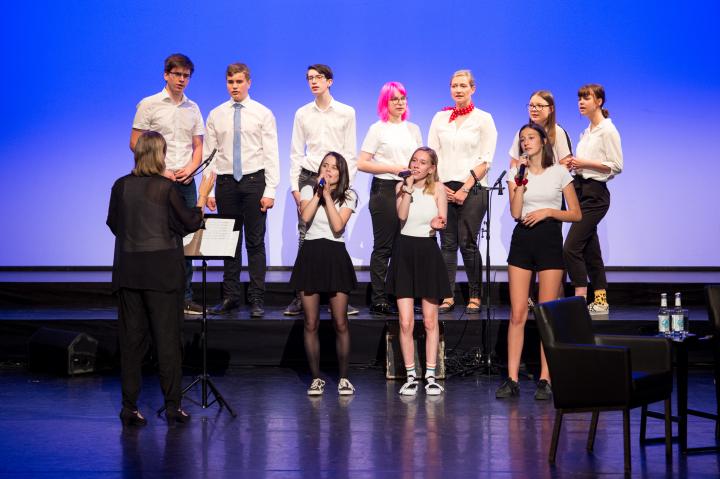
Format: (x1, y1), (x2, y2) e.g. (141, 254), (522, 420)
(401, 188), (438, 237)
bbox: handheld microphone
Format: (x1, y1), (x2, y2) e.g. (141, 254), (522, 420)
(318, 178), (326, 188)
(398, 170), (412, 179)
(518, 152), (528, 179)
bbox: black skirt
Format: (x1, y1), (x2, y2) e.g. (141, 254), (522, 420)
(290, 238), (357, 294)
(386, 235), (451, 299)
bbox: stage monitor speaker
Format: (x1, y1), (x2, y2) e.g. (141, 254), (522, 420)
(28, 327), (99, 375)
(385, 320), (445, 379)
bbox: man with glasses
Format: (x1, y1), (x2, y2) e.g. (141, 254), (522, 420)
(284, 64), (359, 316)
(130, 53), (205, 315)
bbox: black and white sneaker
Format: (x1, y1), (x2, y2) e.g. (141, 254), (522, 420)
(338, 378), (355, 396)
(425, 376), (445, 396)
(398, 376), (419, 396)
(307, 378), (325, 396)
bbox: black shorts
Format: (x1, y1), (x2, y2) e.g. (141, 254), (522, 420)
(507, 220), (565, 272)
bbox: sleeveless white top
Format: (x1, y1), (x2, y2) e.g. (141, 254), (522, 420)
(401, 188), (438, 238)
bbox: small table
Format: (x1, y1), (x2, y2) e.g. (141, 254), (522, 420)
(643, 333), (718, 454)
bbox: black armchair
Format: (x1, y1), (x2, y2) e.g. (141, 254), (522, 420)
(535, 296), (673, 472)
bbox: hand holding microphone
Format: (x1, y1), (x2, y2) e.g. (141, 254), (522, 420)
(515, 152), (529, 188)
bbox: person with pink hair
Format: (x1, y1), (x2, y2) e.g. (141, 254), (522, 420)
(357, 82), (422, 315)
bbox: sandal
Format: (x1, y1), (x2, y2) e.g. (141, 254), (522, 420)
(465, 298), (481, 314)
(439, 299), (455, 314)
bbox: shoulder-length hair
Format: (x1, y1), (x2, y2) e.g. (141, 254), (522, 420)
(528, 90), (558, 146)
(317, 151), (356, 207)
(133, 131), (166, 176)
(408, 147), (440, 195)
(517, 123), (554, 169)
(377, 81), (409, 122)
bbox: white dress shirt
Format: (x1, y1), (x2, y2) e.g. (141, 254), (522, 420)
(290, 98), (357, 191)
(204, 96), (280, 199)
(132, 88), (205, 170)
(575, 118), (623, 182)
(301, 186), (357, 242)
(360, 120), (423, 180)
(428, 108), (497, 186)
(508, 124), (572, 163)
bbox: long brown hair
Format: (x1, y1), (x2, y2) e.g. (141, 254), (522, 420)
(528, 90), (557, 146)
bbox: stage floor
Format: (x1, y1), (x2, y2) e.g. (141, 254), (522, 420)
(0, 365), (717, 478)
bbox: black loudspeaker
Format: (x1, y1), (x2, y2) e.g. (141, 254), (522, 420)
(28, 328), (99, 375)
(385, 320), (446, 379)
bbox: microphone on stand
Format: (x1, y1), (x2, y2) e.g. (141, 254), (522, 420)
(189, 148), (217, 177)
(494, 170), (507, 195)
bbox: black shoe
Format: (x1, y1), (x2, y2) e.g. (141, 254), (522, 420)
(210, 299), (241, 315)
(119, 408), (147, 427)
(165, 408), (191, 424)
(184, 301), (203, 315)
(495, 378), (520, 398)
(534, 379), (552, 400)
(250, 300), (264, 318)
(370, 303), (396, 316)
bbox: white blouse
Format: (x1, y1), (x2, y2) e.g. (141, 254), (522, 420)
(575, 118), (623, 182)
(428, 108), (497, 186)
(360, 120), (423, 180)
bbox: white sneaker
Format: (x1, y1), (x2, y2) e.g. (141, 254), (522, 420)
(338, 378), (355, 396)
(588, 302), (609, 315)
(307, 378), (325, 396)
(398, 376), (419, 396)
(425, 377), (445, 396)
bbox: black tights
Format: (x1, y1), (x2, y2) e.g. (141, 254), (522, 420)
(302, 291), (350, 379)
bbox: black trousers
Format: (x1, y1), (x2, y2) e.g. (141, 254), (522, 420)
(368, 178), (400, 305)
(440, 182), (487, 299)
(215, 172), (267, 303)
(563, 177), (610, 289)
(118, 287), (183, 411)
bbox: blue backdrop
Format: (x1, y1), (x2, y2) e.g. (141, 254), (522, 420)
(1, 1), (717, 266)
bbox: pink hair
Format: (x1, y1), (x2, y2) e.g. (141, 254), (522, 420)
(377, 81), (409, 122)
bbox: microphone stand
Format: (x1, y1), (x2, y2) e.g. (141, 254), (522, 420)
(476, 171), (505, 375)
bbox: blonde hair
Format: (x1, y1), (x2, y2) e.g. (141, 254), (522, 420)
(132, 131), (166, 176)
(451, 69), (475, 87)
(409, 147), (440, 195)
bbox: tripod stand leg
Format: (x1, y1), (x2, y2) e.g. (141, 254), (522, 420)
(205, 377), (237, 417)
(156, 375), (203, 415)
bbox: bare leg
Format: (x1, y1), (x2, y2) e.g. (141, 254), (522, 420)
(507, 265), (532, 381)
(301, 292), (321, 378)
(538, 269), (565, 382)
(397, 297), (416, 369)
(421, 298), (440, 368)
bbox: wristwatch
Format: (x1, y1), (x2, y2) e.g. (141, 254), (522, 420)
(461, 186), (471, 193)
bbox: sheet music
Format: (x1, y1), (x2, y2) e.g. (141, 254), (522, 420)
(183, 218), (239, 257)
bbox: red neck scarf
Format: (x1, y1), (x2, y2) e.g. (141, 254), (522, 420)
(443, 103), (474, 122)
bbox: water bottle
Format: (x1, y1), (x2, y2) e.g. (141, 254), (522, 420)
(657, 293), (670, 336)
(671, 292), (685, 338)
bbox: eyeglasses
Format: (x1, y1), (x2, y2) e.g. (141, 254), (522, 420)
(389, 96), (408, 104)
(169, 71), (191, 79)
(306, 74), (326, 82)
(527, 103), (551, 111)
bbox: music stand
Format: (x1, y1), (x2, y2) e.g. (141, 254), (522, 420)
(156, 215), (239, 418)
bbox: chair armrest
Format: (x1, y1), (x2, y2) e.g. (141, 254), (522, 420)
(548, 343), (631, 408)
(595, 335), (672, 372)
